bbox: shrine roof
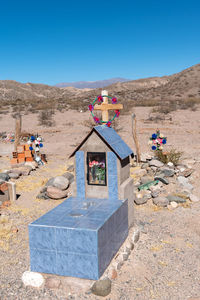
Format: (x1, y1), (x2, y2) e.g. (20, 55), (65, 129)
(70, 125), (134, 160)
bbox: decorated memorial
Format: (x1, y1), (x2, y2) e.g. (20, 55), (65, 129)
(28, 90), (134, 280)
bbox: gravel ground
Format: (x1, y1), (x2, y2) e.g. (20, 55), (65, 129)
(0, 107), (200, 299)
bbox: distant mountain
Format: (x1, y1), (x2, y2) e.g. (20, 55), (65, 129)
(55, 78), (130, 89)
(0, 64), (200, 113)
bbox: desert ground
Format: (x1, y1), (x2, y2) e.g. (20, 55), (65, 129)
(0, 106), (200, 300)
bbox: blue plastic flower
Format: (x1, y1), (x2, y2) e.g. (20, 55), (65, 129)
(39, 143), (43, 148)
(162, 139), (167, 144)
(29, 146), (33, 151)
(31, 135), (35, 141)
(152, 133), (157, 139)
(152, 145), (157, 150)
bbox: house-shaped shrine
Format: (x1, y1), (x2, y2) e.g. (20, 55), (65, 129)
(70, 125), (134, 228)
(29, 125), (134, 280)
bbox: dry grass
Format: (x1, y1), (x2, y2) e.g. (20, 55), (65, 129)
(16, 177), (47, 192)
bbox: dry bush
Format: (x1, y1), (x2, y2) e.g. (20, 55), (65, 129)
(38, 110), (55, 127)
(135, 99), (160, 107)
(155, 149), (183, 165)
(179, 98), (200, 110)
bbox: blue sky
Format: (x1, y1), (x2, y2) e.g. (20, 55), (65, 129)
(0, 0), (200, 85)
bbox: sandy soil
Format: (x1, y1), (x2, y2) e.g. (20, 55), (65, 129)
(0, 107), (200, 299)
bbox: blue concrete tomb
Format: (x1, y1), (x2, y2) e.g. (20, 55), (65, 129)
(29, 125), (134, 279)
(29, 197), (128, 280)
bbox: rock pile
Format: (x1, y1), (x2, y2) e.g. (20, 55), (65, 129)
(132, 155), (199, 208)
(1, 161), (39, 180)
(37, 172), (74, 200)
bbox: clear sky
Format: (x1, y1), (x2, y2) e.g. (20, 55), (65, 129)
(0, 0), (200, 85)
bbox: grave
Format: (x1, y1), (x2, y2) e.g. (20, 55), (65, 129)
(29, 91), (134, 280)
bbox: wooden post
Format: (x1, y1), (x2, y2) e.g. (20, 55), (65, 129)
(14, 115), (22, 151)
(101, 90), (109, 122)
(131, 113), (141, 163)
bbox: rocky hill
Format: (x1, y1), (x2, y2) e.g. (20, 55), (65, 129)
(0, 64), (200, 111)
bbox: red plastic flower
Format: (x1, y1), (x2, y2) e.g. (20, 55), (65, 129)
(88, 104), (94, 111)
(112, 97), (117, 104)
(94, 116), (100, 124)
(115, 110), (120, 117)
(97, 95), (103, 103)
(106, 121), (112, 127)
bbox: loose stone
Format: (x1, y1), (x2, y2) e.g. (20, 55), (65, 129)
(8, 173), (20, 179)
(167, 162), (174, 167)
(149, 159), (164, 168)
(153, 197), (169, 207)
(171, 201), (178, 208)
(189, 194), (199, 202)
(0, 173), (10, 181)
(62, 172), (74, 184)
(91, 278), (111, 297)
(47, 186), (68, 199)
(45, 277), (61, 289)
(177, 176), (194, 190)
(159, 168), (175, 177)
(140, 176), (154, 184)
(167, 195), (186, 203)
(131, 228), (140, 244)
(21, 271), (45, 288)
(155, 176), (169, 185)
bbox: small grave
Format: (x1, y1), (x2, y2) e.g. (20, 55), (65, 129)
(29, 91), (134, 280)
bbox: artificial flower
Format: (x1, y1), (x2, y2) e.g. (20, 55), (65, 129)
(106, 121), (112, 127)
(97, 95), (103, 103)
(152, 145), (157, 150)
(88, 104), (94, 111)
(112, 97), (117, 104)
(115, 110), (120, 117)
(157, 138), (163, 144)
(152, 133), (157, 139)
(94, 116), (100, 124)
(162, 139), (167, 144)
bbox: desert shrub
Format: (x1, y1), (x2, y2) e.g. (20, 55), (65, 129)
(135, 99), (160, 107)
(155, 149), (183, 165)
(179, 98), (200, 110)
(37, 110), (55, 127)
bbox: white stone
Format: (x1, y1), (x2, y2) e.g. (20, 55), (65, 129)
(22, 271), (45, 288)
(171, 201), (178, 208)
(189, 194), (199, 202)
(167, 162), (174, 167)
